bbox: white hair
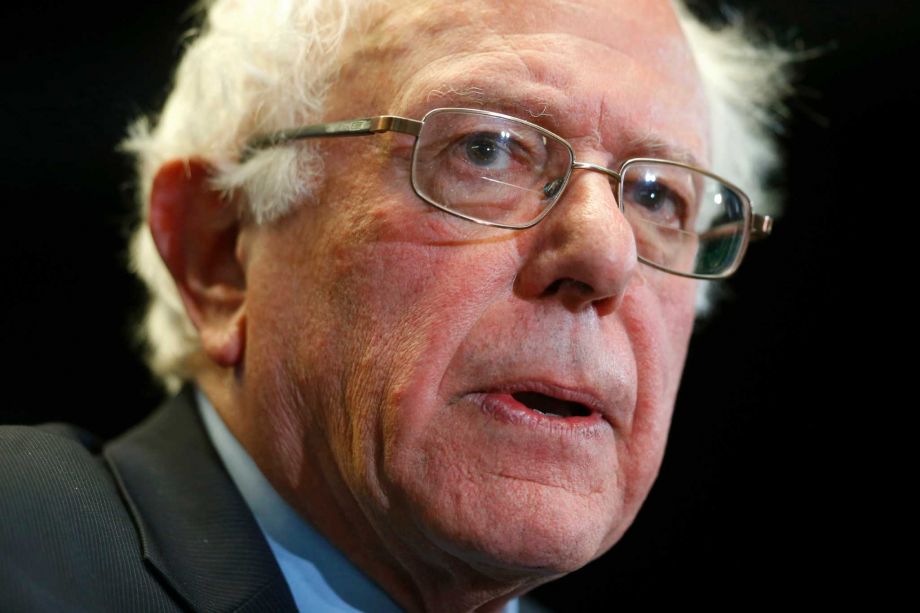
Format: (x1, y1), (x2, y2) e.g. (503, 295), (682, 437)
(122, 0), (794, 391)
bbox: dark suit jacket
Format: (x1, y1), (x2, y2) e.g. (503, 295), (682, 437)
(0, 387), (297, 612)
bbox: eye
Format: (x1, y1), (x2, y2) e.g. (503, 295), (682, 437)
(461, 132), (512, 170)
(623, 172), (687, 226)
(631, 177), (670, 211)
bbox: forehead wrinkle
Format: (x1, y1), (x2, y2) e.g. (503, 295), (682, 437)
(391, 48), (560, 117)
(417, 85), (558, 122)
(385, 18), (644, 115)
(351, 0), (700, 106)
(391, 34), (607, 121)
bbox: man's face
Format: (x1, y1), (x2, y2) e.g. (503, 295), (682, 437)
(239, 0), (705, 577)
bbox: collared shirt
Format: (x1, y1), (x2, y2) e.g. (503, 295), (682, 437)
(197, 390), (519, 613)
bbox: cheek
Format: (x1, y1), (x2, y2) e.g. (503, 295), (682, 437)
(614, 271), (696, 495)
(317, 209), (520, 492)
(632, 274), (695, 382)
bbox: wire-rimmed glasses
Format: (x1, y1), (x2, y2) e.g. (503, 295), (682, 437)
(243, 107), (773, 279)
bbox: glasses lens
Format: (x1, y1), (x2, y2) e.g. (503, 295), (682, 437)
(620, 161), (750, 277)
(412, 110), (573, 227)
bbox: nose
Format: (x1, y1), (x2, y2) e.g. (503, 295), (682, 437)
(514, 165), (638, 313)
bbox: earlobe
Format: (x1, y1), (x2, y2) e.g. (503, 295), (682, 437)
(200, 310), (246, 369)
(149, 158), (248, 369)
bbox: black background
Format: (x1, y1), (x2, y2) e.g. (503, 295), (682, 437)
(1, 0), (903, 608)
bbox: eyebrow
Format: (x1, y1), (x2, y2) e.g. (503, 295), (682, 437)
(619, 132), (704, 168)
(417, 86), (557, 122)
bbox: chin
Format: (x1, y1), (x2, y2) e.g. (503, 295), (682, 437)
(392, 457), (629, 577)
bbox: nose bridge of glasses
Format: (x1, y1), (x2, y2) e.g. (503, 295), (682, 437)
(541, 160), (621, 202)
(571, 161), (622, 183)
(553, 161), (622, 206)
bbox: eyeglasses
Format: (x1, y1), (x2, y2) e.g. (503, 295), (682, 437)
(243, 107), (773, 279)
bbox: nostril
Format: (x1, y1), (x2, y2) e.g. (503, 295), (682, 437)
(543, 279), (563, 296)
(542, 278), (594, 298)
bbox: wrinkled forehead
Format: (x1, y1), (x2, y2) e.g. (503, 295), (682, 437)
(365, 0), (690, 58)
(331, 0), (706, 158)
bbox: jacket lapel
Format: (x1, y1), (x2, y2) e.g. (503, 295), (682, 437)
(104, 387), (297, 612)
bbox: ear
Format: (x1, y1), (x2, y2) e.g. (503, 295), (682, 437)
(149, 159), (247, 369)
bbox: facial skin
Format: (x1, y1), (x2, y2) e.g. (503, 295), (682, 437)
(159, 0), (707, 610)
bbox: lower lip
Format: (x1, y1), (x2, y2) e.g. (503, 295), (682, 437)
(468, 392), (609, 435)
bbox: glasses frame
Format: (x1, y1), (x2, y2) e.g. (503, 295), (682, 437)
(242, 107), (773, 280)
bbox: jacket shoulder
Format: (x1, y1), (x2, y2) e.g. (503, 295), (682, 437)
(0, 423), (181, 611)
(0, 421), (107, 501)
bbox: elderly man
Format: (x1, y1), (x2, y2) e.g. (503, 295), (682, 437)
(0, 0), (785, 610)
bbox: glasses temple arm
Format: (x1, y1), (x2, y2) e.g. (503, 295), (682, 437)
(241, 115), (423, 162)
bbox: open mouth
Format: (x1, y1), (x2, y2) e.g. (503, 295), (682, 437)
(510, 391), (592, 418)
(468, 388), (608, 431)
